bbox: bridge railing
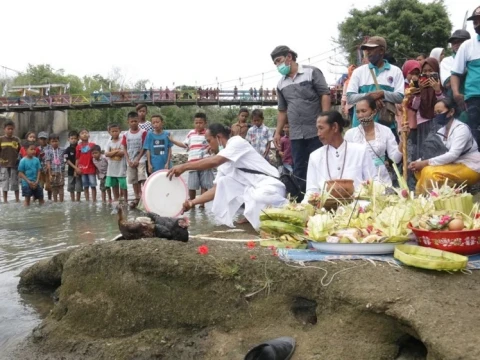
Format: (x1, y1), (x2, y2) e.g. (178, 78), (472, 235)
(0, 88), (343, 110)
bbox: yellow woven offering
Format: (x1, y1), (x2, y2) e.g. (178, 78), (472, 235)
(394, 244), (468, 271)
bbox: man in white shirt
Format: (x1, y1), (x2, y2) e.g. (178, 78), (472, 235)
(167, 124), (287, 230)
(303, 111), (377, 203)
(451, 6), (480, 146)
(346, 36), (404, 131)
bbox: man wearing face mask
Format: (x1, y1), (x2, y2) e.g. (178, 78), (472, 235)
(346, 36), (404, 131)
(451, 6), (480, 147)
(271, 45), (331, 201)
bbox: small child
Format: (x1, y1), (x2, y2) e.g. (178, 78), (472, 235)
(279, 123), (293, 173)
(75, 129), (97, 202)
(136, 104), (153, 132)
(46, 133), (66, 202)
(122, 111), (147, 208)
(0, 120), (21, 203)
(64, 131), (83, 202)
(230, 108), (250, 138)
(105, 124), (128, 202)
(91, 145), (112, 203)
(245, 109), (272, 159)
(20, 131), (39, 158)
(170, 112), (214, 205)
(37, 131), (52, 201)
(18, 143), (44, 206)
(144, 114), (172, 175)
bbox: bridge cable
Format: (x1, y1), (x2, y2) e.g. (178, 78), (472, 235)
(197, 45), (343, 88)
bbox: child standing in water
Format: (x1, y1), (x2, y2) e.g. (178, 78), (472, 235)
(91, 145), (111, 203)
(20, 132), (39, 158)
(144, 114), (172, 174)
(37, 132), (52, 201)
(170, 112), (213, 206)
(122, 112), (147, 208)
(46, 134), (66, 202)
(75, 129), (97, 202)
(136, 104), (153, 132)
(230, 108), (250, 138)
(105, 124), (127, 202)
(0, 120), (21, 203)
(64, 131), (83, 202)
(18, 143), (44, 206)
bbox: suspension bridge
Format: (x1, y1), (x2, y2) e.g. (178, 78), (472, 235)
(0, 86), (343, 113)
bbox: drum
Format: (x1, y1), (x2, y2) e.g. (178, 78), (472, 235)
(142, 170), (188, 217)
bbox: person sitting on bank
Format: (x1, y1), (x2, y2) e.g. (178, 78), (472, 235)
(303, 111), (377, 202)
(167, 123), (287, 230)
(344, 96), (403, 186)
(408, 98), (480, 194)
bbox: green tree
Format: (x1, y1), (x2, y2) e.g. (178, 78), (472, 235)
(337, 0), (452, 65)
(13, 64), (84, 94)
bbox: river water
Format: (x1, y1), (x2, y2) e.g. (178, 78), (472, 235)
(0, 129), (212, 356)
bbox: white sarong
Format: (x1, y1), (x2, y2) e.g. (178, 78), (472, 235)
(212, 172), (287, 230)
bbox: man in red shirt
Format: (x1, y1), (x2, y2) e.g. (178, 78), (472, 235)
(75, 129), (97, 201)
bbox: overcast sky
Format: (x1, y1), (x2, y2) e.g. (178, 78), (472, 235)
(1, 0), (478, 90)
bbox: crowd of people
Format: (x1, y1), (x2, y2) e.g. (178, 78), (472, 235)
(0, 102), (287, 212)
(166, 6), (480, 230)
(3, 6), (480, 231)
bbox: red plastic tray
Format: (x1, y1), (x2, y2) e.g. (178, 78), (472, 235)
(408, 225), (480, 255)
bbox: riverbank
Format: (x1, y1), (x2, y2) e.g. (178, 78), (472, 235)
(14, 228), (480, 360)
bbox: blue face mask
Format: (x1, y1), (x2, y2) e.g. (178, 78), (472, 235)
(217, 138), (224, 152)
(277, 62), (291, 76)
(368, 53), (383, 65)
(434, 112), (452, 126)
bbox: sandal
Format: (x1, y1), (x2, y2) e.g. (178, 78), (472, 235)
(244, 337), (296, 360)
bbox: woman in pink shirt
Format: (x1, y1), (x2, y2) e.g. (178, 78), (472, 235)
(410, 57), (444, 161)
(396, 60), (421, 189)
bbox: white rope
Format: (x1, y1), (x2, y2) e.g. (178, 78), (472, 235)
(283, 260), (370, 287)
(190, 235), (268, 243)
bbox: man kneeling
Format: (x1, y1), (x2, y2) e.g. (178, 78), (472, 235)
(167, 123), (287, 230)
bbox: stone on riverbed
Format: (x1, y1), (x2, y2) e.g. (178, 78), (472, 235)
(171, 153), (188, 166)
(15, 239), (480, 360)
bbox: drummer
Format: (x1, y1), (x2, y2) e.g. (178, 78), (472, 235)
(167, 123), (287, 230)
(303, 111), (377, 202)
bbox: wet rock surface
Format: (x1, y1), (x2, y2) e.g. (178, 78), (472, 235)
(171, 153), (188, 166)
(13, 238), (480, 360)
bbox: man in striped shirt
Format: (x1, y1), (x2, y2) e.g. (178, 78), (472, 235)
(170, 112), (214, 206)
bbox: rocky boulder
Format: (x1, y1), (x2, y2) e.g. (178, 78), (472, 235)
(15, 240), (480, 360)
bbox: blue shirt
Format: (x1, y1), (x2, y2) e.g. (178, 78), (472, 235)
(18, 156), (41, 187)
(143, 131), (172, 172)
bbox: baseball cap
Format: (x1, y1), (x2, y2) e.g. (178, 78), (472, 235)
(467, 6), (480, 20)
(448, 29), (471, 42)
(360, 36), (387, 50)
(38, 131), (48, 139)
(270, 45), (298, 61)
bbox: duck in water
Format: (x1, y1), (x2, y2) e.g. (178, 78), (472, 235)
(117, 205), (189, 242)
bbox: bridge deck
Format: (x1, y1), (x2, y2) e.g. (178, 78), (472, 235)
(0, 89), (342, 113)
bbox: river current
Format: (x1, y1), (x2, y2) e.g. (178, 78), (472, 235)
(0, 129), (206, 357)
